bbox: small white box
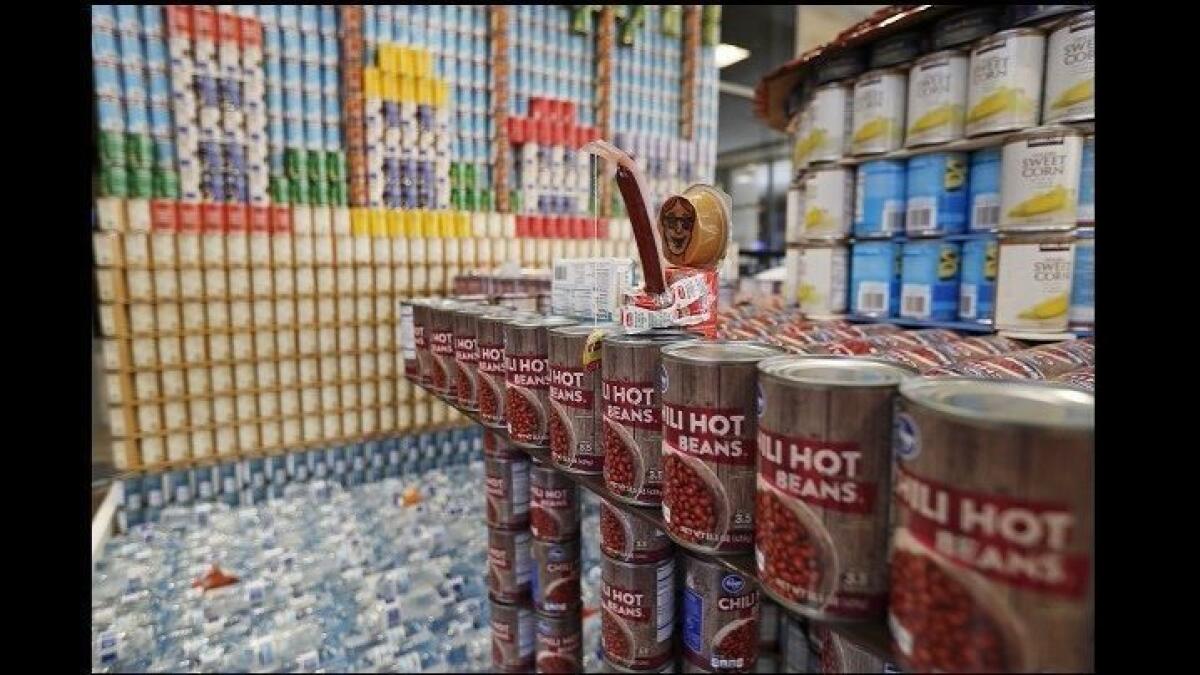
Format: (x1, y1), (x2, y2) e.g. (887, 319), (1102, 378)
(236, 393), (257, 420)
(358, 353), (377, 379)
(249, 232), (271, 261)
(95, 270), (117, 302)
(376, 324), (394, 349)
(334, 236), (353, 264)
(317, 298), (336, 322)
(124, 233), (151, 266)
(409, 266), (427, 295)
(336, 266), (355, 292)
(258, 391), (279, 417)
(393, 265), (411, 293)
(237, 424), (259, 449)
(201, 233), (226, 266)
(183, 334), (207, 362)
(168, 434), (191, 462)
(186, 368), (209, 396)
(280, 388), (300, 415)
(177, 233), (201, 266)
(96, 197), (125, 232)
(189, 398), (213, 425)
(443, 238), (460, 266)
(252, 267), (273, 297)
(204, 268), (228, 297)
(131, 337), (158, 367)
(97, 305), (119, 336)
(182, 302), (206, 330)
(320, 356), (339, 382)
(254, 331), (276, 358)
(158, 336), (183, 366)
(140, 436), (164, 464)
(356, 267), (374, 293)
(408, 238), (427, 266)
(161, 369), (185, 397)
(234, 363), (257, 390)
(379, 378), (395, 405)
(232, 335), (255, 362)
(374, 296), (394, 322)
(340, 384), (359, 408)
(252, 299), (274, 328)
(358, 325), (376, 351)
(282, 417), (301, 445)
(275, 299), (295, 325)
(317, 266), (336, 293)
(260, 421), (281, 447)
(215, 427), (237, 455)
(459, 238), (476, 267)
(208, 333), (232, 362)
(179, 269), (204, 299)
(126, 269), (153, 301)
(297, 298), (317, 325)
(361, 407), (378, 434)
(374, 267), (392, 293)
(138, 404), (162, 433)
(378, 353), (395, 377)
(426, 238), (444, 265)
(356, 296), (374, 322)
(134, 371), (160, 400)
(154, 269), (179, 299)
(403, 402), (418, 428)
(311, 206), (332, 234)
(105, 373), (125, 404)
(272, 234), (294, 265)
(293, 205), (313, 234)
(211, 366), (234, 393)
(320, 327), (340, 353)
(225, 233), (249, 266)
(293, 234), (314, 264)
(93, 232), (121, 267)
(227, 268), (251, 297)
(163, 401), (188, 429)
(298, 328), (318, 355)
(191, 430), (213, 457)
(380, 406), (395, 430)
(373, 238), (391, 264)
(303, 415), (322, 440)
(299, 359), (320, 385)
(229, 300), (252, 329)
(276, 329), (297, 357)
(278, 360), (298, 387)
(156, 303), (181, 333)
(274, 268), (295, 295)
(109, 406), (128, 437)
(427, 266), (445, 294)
(390, 237), (408, 263)
(339, 355), (357, 378)
(206, 301), (229, 329)
(341, 411), (360, 436)
(314, 234), (335, 265)
(257, 361), (278, 387)
(323, 414), (342, 439)
(333, 207), (352, 235)
(354, 236), (373, 264)
(302, 387), (321, 414)
(321, 385), (340, 409)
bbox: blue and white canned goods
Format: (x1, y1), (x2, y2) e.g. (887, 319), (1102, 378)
(1078, 135), (1094, 225)
(900, 239), (962, 321)
(1069, 229), (1094, 330)
(854, 159), (906, 239)
(958, 235), (999, 323)
(968, 147), (1001, 232)
(850, 239), (901, 318)
(905, 151), (969, 237)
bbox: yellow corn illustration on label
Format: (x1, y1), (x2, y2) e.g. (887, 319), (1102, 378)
(1008, 185), (1069, 219)
(797, 282), (819, 305)
(805, 207), (827, 228)
(1051, 77), (1093, 110)
(909, 105), (958, 134)
(1018, 293), (1069, 320)
(967, 87), (1017, 123)
(853, 117), (889, 144)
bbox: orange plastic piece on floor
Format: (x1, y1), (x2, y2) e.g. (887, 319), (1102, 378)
(192, 563), (240, 591)
(402, 486), (423, 506)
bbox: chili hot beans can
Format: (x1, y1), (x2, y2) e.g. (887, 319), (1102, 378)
(427, 299), (463, 396)
(484, 428), (522, 460)
(600, 497), (675, 564)
(681, 553), (760, 673)
(488, 527), (533, 605)
(486, 454), (530, 530)
(477, 310), (527, 428)
(530, 459), (580, 542)
(531, 537), (582, 616)
(890, 379), (1094, 672)
(491, 599), (535, 672)
(505, 315), (578, 446)
(549, 324), (621, 475)
(660, 341), (785, 555)
(399, 297), (430, 381)
(411, 299), (435, 385)
(536, 611), (583, 673)
(601, 554), (677, 671)
(755, 356), (914, 622)
(451, 304), (490, 409)
(602, 330), (697, 506)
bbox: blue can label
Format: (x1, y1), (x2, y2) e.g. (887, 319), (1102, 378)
(968, 148), (1001, 232)
(1069, 235), (1094, 325)
(1078, 137), (1095, 223)
(901, 240), (961, 321)
(854, 160), (907, 238)
(959, 237), (998, 322)
(851, 240), (900, 317)
(906, 153), (969, 236)
(682, 587), (704, 654)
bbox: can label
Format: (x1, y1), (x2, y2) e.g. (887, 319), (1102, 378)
(531, 539), (581, 615)
(1069, 237), (1094, 327)
(601, 557), (676, 671)
(491, 602), (535, 670)
(506, 353), (550, 445)
(486, 456), (530, 529)
(802, 169), (853, 240)
(478, 339), (506, 426)
(850, 240), (900, 318)
(853, 160), (906, 239)
(530, 465), (579, 541)
(453, 332), (479, 407)
(905, 152), (968, 236)
(682, 557), (759, 672)
(797, 83), (851, 166)
(851, 70), (907, 155)
(798, 245), (849, 317)
(1043, 13), (1094, 123)
(600, 499), (674, 563)
(994, 239), (1075, 331)
(906, 51), (969, 146)
(959, 237), (999, 322)
(602, 379), (664, 504)
(901, 240), (961, 322)
(1001, 133), (1083, 231)
(966, 32), (1046, 136)
(968, 148), (1002, 232)
(536, 613), (584, 673)
(488, 529), (532, 604)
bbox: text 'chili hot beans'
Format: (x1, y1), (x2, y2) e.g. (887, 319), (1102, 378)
(890, 378), (1094, 673)
(530, 460), (580, 542)
(681, 552), (760, 673)
(600, 554), (676, 671)
(451, 304), (490, 409)
(549, 324), (619, 475)
(427, 299), (463, 396)
(601, 330), (696, 506)
(660, 341), (784, 555)
(755, 356), (913, 622)
(505, 316), (578, 446)
(476, 310), (524, 428)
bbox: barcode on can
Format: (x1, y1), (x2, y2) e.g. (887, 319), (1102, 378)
(907, 208), (933, 230)
(901, 284), (931, 319)
(883, 205), (904, 234)
(972, 195), (1000, 230)
(856, 281), (889, 314)
(959, 285), (977, 320)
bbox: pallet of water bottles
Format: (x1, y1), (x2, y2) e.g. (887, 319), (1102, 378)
(114, 426), (483, 533)
(717, 303), (1094, 389)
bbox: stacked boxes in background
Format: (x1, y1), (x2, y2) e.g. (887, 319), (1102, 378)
(93, 5), (722, 472)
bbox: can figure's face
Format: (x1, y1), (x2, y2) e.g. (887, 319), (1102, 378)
(660, 197), (696, 260)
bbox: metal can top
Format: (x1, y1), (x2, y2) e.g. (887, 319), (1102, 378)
(1005, 123), (1085, 144)
(815, 47), (866, 85)
(604, 328), (697, 347)
(972, 26), (1047, 52)
(996, 230), (1077, 244)
(854, 65), (911, 84)
(1006, 4), (1091, 28)
(913, 47), (968, 67)
(759, 354), (915, 387)
(900, 377), (1094, 430)
(550, 323), (622, 337)
(507, 315), (578, 329)
(868, 30), (926, 69)
(661, 340), (784, 364)
(401, 296), (437, 307)
(1049, 8), (1094, 31)
(933, 6), (1003, 50)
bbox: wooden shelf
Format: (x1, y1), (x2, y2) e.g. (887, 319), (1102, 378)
(411, 380), (896, 661)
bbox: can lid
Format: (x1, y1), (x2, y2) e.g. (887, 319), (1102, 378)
(508, 315), (578, 329)
(1006, 123), (1085, 143)
(869, 31), (925, 68)
(604, 328), (697, 346)
(551, 323), (622, 336)
(933, 6), (1004, 50)
(901, 378), (1094, 430)
(661, 340), (785, 363)
(974, 26), (1046, 50)
(759, 355), (915, 387)
(1005, 4), (1091, 28)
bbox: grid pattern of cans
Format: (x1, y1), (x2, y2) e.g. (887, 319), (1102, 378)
(114, 427), (483, 533)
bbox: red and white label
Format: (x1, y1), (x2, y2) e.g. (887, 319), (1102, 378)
(550, 366), (593, 410)
(602, 380), (659, 430)
(479, 343), (505, 375)
(601, 581), (651, 622)
(531, 483), (573, 511)
(894, 463), (1090, 597)
(454, 336), (479, 364)
(506, 354), (549, 389)
(413, 326), (427, 350)
(430, 330), (454, 356)
(757, 429), (877, 514)
(662, 403), (754, 466)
